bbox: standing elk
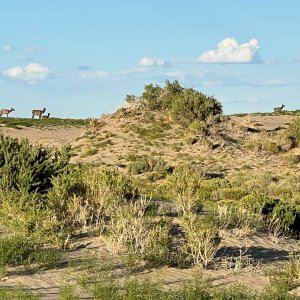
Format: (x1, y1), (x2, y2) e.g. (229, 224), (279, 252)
(32, 108), (46, 119)
(0, 107), (15, 117)
(273, 104), (285, 113)
(41, 113), (50, 119)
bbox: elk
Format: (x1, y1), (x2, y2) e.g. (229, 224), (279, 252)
(32, 108), (46, 119)
(0, 107), (15, 117)
(41, 113), (50, 119)
(273, 104), (285, 113)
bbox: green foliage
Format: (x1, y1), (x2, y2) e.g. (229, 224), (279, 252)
(168, 164), (205, 214)
(0, 286), (39, 300)
(286, 118), (300, 146)
(171, 88), (222, 124)
(59, 284), (80, 300)
(0, 236), (59, 271)
(0, 117), (87, 129)
(132, 81), (222, 124)
(142, 83), (163, 110)
(180, 214), (221, 267)
(128, 156), (167, 175)
(0, 134), (70, 194)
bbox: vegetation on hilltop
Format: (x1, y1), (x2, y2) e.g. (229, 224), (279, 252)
(125, 80), (223, 124)
(0, 117), (87, 129)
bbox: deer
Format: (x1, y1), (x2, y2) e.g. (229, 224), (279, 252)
(41, 113), (50, 119)
(32, 108), (46, 119)
(273, 104), (285, 113)
(0, 107), (15, 117)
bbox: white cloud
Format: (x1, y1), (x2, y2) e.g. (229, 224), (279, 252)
(198, 38), (261, 63)
(3, 63), (50, 84)
(138, 57), (166, 66)
(2, 44), (16, 52)
(80, 70), (108, 79)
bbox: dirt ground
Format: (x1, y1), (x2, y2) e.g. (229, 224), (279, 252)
(0, 233), (299, 299)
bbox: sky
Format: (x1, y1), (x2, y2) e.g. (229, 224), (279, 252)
(0, 0), (300, 118)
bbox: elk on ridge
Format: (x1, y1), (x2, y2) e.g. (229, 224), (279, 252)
(0, 108), (15, 117)
(32, 108), (46, 119)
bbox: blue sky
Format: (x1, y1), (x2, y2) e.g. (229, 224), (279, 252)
(1, 0), (300, 118)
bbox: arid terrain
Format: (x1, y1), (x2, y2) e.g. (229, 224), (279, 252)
(1, 111), (300, 299)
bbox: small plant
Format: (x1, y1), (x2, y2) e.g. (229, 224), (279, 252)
(180, 214), (221, 267)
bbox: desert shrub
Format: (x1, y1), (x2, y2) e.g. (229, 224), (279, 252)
(168, 164), (205, 214)
(214, 201), (262, 233)
(213, 283), (256, 300)
(59, 284), (80, 300)
(128, 157), (149, 174)
(141, 83), (163, 110)
(278, 133), (296, 151)
(0, 286), (39, 299)
(262, 141), (281, 154)
(0, 236), (59, 272)
(133, 81), (222, 125)
(180, 214), (220, 267)
(187, 120), (209, 136)
(286, 118), (300, 146)
(0, 134), (70, 194)
(101, 199), (172, 266)
(171, 89), (222, 124)
(213, 187), (248, 201)
(264, 200), (300, 232)
(128, 156), (167, 175)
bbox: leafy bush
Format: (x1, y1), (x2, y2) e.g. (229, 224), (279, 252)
(0, 236), (59, 272)
(131, 81), (222, 124)
(0, 134), (70, 194)
(171, 88), (222, 124)
(168, 164), (205, 214)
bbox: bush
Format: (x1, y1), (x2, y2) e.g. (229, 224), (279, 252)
(0, 286), (39, 299)
(133, 81), (222, 124)
(128, 156), (167, 175)
(171, 89), (222, 124)
(180, 214), (220, 267)
(168, 164), (205, 214)
(0, 236), (59, 272)
(0, 134), (70, 194)
(286, 118), (300, 146)
(101, 200), (172, 267)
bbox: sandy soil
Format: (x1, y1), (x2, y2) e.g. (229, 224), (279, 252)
(0, 233), (299, 299)
(0, 125), (85, 148)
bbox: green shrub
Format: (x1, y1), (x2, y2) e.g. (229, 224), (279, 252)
(214, 187), (248, 201)
(0, 236), (59, 271)
(168, 164), (205, 214)
(171, 89), (222, 124)
(128, 156), (167, 175)
(0, 286), (39, 299)
(0, 134), (70, 194)
(59, 284), (80, 300)
(286, 118), (300, 146)
(180, 214), (220, 267)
